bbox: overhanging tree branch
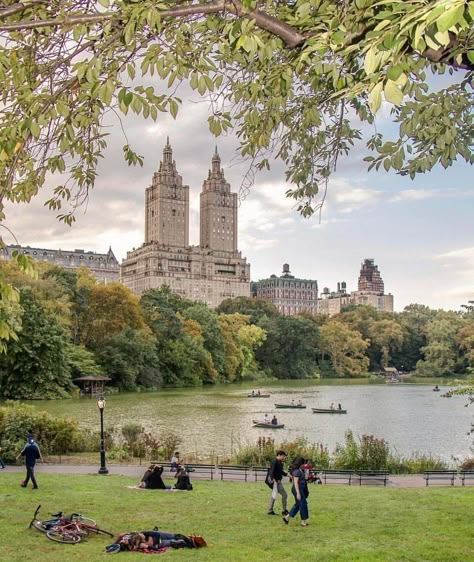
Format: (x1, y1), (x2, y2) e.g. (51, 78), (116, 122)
(0, 0), (46, 20)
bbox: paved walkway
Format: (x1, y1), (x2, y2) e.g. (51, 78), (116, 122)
(1, 464), (466, 488)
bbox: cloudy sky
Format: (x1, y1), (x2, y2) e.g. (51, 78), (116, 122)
(4, 87), (473, 312)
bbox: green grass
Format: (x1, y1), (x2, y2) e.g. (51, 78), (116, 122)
(0, 473), (472, 561)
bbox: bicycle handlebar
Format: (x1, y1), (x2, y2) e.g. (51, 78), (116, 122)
(29, 504), (42, 528)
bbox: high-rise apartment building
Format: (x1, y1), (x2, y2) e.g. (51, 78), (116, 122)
(121, 141), (250, 307)
(358, 258), (385, 293)
(318, 259), (394, 315)
(252, 264), (318, 315)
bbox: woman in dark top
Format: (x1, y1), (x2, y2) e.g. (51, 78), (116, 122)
(174, 466), (193, 490)
(283, 456), (309, 526)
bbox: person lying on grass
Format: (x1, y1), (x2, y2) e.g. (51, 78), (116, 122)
(108, 530), (207, 552)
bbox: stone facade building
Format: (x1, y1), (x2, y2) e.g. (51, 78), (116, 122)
(120, 140), (250, 307)
(252, 264), (318, 315)
(0, 244), (119, 283)
(318, 259), (394, 315)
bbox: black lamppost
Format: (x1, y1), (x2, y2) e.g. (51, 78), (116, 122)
(97, 396), (109, 475)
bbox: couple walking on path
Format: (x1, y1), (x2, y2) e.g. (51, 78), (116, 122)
(267, 451), (309, 526)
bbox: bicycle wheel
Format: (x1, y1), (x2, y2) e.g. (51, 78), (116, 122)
(82, 525), (114, 538)
(46, 530), (81, 544)
(32, 520), (49, 533)
(72, 515), (96, 526)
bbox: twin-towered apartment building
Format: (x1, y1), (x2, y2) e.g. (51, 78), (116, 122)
(1, 140), (393, 315)
(120, 139), (250, 308)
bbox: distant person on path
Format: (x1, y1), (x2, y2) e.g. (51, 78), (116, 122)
(17, 436), (43, 489)
(283, 456), (309, 527)
(267, 450), (288, 515)
(170, 452), (180, 472)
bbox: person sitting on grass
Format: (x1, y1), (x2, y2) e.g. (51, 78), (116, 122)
(109, 530), (207, 552)
(174, 465), (193, 491)
(137, 465), (171, 490)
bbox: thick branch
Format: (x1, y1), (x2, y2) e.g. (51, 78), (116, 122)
(0, 1), (472, 68)
(0, 0), (46, 20)
(230, 0), (305, 48)
(420, 32), (474, 71)
(0, 1), (305, 48)
(0, 13), (115, 31)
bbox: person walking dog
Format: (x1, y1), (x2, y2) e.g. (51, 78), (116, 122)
(267, 450), (288, 516)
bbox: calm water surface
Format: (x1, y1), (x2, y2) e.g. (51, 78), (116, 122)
(17, 381), (472, 461)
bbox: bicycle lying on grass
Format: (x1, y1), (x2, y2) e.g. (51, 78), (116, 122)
(29, 505), (114, 544)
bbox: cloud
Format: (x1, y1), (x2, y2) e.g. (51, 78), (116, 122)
(389, 189), (440, 203)
(437, 247), (474, 261)
(432, 284), (474, 301)
(433, 247), (474, 295)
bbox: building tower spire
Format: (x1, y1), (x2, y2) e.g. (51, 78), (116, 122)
(163, 137), (173, 165)
(211, 146), (221, 175)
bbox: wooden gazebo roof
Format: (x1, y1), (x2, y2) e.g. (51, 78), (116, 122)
(73, 375), (111, 382)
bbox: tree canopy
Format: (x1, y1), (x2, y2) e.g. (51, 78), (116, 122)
(0, 1), (472, 349)
(0, 0), (472, 223)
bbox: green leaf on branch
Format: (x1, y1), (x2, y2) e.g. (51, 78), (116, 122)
(384, 79), (403, 105)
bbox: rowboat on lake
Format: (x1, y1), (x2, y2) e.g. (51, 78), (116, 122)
(247, 393), (270, 398)
(253, 420), (285, 429)
(312, 408), (347, 414)
(274, 403), (306, 409)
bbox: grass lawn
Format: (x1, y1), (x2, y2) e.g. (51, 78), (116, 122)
(0, 472), (472, 561)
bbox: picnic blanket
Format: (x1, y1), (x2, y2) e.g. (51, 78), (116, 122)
(126, 486), (185, 491)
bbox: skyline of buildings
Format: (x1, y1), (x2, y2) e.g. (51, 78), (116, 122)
(0, 140), (398, 313)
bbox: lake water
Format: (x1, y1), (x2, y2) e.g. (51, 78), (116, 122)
(12, 380), (473, 462)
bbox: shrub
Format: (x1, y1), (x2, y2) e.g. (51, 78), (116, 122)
(0, 402), (85, 461)
(122, 422), (143, 448)
(333, 431), (389, 470)
(159, 429), (182, 461)
(233, 436), (330, 468)
(459, 457), (474, 471)
(388, 453), (449, 474)
(234, 437), (276, 466)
